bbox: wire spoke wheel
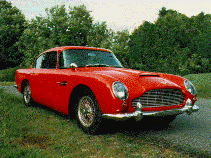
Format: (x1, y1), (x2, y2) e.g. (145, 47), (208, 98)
(78, 96), (95, 128)
(24, 86), (31, 104)
(23, 82), (33, 106)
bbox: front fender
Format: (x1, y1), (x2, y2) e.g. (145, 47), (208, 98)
(72, 74), (125, 114)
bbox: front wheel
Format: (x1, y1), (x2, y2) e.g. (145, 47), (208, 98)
(23, 82), (33, 106)
(76, 95), (102, 134)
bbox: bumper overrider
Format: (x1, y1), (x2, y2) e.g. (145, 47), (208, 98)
(102, 99), (199, 121)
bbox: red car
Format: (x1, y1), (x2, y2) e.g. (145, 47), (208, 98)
(15, 46), (199, 134)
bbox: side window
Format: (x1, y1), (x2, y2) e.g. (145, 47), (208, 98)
(33, 54), (44, 68)
(41, 51), (58, 69)
(59, 50), (77, 68)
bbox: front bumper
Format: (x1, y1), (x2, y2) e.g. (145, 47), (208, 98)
(102, 99), (199, 121)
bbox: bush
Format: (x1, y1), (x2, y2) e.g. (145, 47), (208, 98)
(0, 66), (21, 82)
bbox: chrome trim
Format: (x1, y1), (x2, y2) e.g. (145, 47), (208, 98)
(14, 84), (18, 89)
(103, 110), (143, 121)
(142, 104), (199, 116)
(132, 89), (185, 108)
(102, 99), (199, 121)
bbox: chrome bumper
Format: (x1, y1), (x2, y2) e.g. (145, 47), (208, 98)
(102, 99), (199, 121)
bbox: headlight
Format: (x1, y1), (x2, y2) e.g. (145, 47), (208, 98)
(184, 80), (197, 95)
(112, 81), (129, 100)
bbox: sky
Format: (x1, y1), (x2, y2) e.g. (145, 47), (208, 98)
(8, 0), (211, 33)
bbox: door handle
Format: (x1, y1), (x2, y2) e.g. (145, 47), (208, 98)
(56, 81), (67, 86)
(31, 72), (38, 76)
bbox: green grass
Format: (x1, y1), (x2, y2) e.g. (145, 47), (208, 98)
(0, 91), (191, 158)
(0, 82), (15, 86)
(0, 66), (21, 82)
(184, 73), (211, 99)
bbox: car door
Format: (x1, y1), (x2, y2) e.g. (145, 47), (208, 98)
(48, 51), (76, 114)
(30, 53), (45, 103)
(30, 51), (58, 107)
(33, 51), (75, 114)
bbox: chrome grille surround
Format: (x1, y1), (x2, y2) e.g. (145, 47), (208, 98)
(132, 89), (185, 108)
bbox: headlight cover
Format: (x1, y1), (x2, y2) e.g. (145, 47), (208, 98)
(184, 80), (197, 95)
(112, 81), (129, 100)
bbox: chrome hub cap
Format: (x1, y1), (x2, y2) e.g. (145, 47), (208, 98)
(24, 85), (31, 104)
(78, 96), (95, 127)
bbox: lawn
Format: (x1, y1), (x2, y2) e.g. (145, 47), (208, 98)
(0, 66), (20, 82)
(184, 73), (211, 99)
(0, 90), (191, 158)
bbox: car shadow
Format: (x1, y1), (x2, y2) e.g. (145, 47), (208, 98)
(30, 102), (172, 135)
(99, 118), (172, 135)
(30, 102), (199, 136)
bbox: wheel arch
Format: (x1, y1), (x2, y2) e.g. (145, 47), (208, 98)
(68, 84), (99, 116)
(21, 79), (30, 94)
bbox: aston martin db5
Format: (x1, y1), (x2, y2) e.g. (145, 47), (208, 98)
(15, 46), (199, 134)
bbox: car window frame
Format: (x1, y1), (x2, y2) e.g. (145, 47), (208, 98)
(32, 51), (58, 69)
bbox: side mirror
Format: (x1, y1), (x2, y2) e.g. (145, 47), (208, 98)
(69, 63), (78, 69)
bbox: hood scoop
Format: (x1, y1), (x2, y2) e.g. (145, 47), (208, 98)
(139, 73), (160, 77)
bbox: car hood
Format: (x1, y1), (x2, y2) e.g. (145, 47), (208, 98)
(92, 67), (184, 91)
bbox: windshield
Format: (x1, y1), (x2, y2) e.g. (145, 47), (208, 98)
(59, 49), (123, 68)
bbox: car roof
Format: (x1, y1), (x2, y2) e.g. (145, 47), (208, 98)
(43, 46), (112, 53)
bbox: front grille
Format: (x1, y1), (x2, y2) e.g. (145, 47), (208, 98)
(132, 89), (185, 108)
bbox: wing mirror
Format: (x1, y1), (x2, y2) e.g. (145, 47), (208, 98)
(69, 63), (78, 69)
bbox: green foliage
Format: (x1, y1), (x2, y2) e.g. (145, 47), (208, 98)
(129, 7), (211, 75)
(17, 4), (114, 67)
(0, 66), (21, 82)
(111, 30), (130, 67)
(0, 1), (26, 69)
(88, 21), (112, 48)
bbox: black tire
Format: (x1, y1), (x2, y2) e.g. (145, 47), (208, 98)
(76, 94), (102, 134)
(23, 82), (33, 106)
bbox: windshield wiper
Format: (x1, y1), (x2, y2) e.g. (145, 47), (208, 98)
(86, 64), (110, 67)
(112, 65), (124, 68)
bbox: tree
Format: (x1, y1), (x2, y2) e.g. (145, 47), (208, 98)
(0, 1), (26, 69)
(188, 13), (211, 73)
(111, 30), (130, 67)
(129, 7), (211, 75)
(69, 5), (93, 46)
(129, 21), (161, 71)
(18, 5), (96, 67)
(88, 21), (111, 48)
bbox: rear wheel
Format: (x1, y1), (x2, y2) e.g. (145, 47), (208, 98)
(23, 82), (33, 106)
(76, 94), (102, 134)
